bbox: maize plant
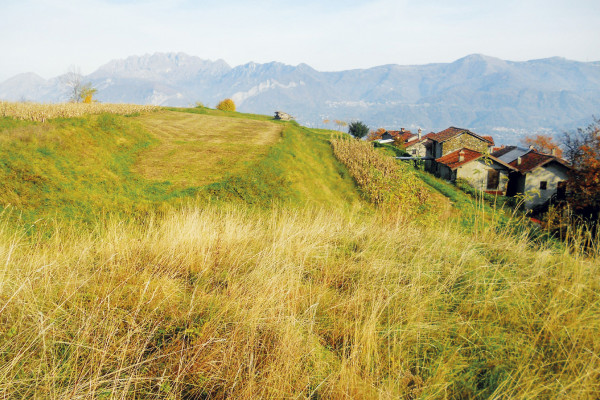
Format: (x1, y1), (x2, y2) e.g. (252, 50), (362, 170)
(0, 101), (158, 122)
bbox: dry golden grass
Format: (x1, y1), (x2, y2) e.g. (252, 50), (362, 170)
(0, 206), (598, 399)
(0, 101), (158, 122)
(133, 111), (283, 187)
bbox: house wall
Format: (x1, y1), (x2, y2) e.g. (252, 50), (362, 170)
(440, 133), (489, 157)
(523, 162), (570, 208)
(456, 160), (510, 193)
(406, 141), (427, 157)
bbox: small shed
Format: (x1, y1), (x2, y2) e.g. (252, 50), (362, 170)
(274, 111), (294, 121)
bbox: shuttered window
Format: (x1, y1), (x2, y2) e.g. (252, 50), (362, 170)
(487, 169), (499, 190)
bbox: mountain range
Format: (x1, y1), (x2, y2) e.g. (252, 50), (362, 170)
(2, 52), (599, 143)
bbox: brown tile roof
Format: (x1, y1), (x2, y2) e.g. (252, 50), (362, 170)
(436, 148), (483, 169)
(509, 151), (571, 172)
(430, 126), (494, 144)
(385, 130), (415, 142)
(437, 148), (519, 171)
(398, 132), (416, 143)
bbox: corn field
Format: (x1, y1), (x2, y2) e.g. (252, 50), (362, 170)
(0, 101), (158, 122)
(331, 136), (432, 217)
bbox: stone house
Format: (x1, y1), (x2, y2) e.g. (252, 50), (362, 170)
(404, 130), (436, 157)
(428, 127), (494, 159)
(435, 148), (517, 194)
(274, 111), (294, 121)
(491, 146), (571, 208)
(426, 126), (495, 175)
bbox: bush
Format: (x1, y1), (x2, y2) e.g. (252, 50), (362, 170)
(348, 121), (369, 139)
(216, 98), (236, 112)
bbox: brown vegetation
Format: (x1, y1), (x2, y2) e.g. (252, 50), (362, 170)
(0, 101), (158, 122)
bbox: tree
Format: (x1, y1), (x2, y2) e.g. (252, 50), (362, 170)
(348, 121), (369, 139)
(561, 118), (600, 219)
(522, 134), (563, 157)
(366, 128), (386, 142)
(216, 98), (236, 111)
(61, 67), (97, 103)
(80, 83), (97, 103)
(335, 120), (348, 132)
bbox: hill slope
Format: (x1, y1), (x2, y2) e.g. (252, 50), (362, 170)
(0, 106), (363, 227)
(0, 106), (598, 399)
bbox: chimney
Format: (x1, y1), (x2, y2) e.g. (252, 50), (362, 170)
(529, 145), (535, 151)
(458, 150), (465, 162)
(517, 156), (522, 165)
(551, 148), (556, 156)
(401, 128), (405, 133)
(418, 128), (422, 140)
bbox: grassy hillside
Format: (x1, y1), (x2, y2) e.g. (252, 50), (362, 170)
(0, 105), (598, 399)
(0, 107), (362, 228)
(133, 110), (282, 187)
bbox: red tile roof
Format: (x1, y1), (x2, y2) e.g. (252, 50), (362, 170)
(430, 126), (494, 144)
(437, 148), (519, 171)
(509, 151), (571, 172)
(398, 132), (416, 142)
(436, 148), (483, 169)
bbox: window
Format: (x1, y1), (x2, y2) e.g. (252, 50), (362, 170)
(540, 181), (547, 190)
(411, 149), (417, 155)
(486, 169), (499, 190)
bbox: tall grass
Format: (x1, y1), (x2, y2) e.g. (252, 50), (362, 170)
(0, 206), (598, 398)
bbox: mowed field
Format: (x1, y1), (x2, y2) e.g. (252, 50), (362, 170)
(134, 110), (282, 187)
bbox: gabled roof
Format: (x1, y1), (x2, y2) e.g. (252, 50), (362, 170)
(508, 151), (571, 173)
(491, 146), (531, 163)
(380, 132), (394, 141)
(384, 130), (415, 143)
(397, 132), (416, 143)
(436, 148), (482, 169)
(430, 126), (494, 145)
(436, 148), (519, 171)
(405, 132), (436, 148)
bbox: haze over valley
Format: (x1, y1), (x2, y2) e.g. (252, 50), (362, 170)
(2, 52), (599, 143)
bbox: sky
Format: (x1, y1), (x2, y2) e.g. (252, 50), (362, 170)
(1, 0), (599, 82)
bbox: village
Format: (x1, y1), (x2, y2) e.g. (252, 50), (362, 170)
(372, 126), (571, 211)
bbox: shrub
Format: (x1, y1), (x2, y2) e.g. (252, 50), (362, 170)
(348, 121), (369, 139)
(216, 98), (236, 112)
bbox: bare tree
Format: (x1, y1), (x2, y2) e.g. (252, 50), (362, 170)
(61, 66), (97, 103)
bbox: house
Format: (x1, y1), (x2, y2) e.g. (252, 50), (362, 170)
(274, 111), (294, 121)
(491, 146), (571, 208)
(375, 128), (413, 144)
(435, 148), (518, 194)
(404, 129), (436, 157)
(427, 126), (494, 160)
(375, 132), (395, 144)
(426, 127), (495, 176)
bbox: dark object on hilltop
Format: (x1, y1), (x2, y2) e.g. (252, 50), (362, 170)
(348, 121), (369, 139)
(274, 111), (294, 121)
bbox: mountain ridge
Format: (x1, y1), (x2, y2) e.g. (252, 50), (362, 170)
(2, 52), (599, 143)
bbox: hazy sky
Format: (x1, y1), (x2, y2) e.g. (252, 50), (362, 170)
(1, 0), (599, 81)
